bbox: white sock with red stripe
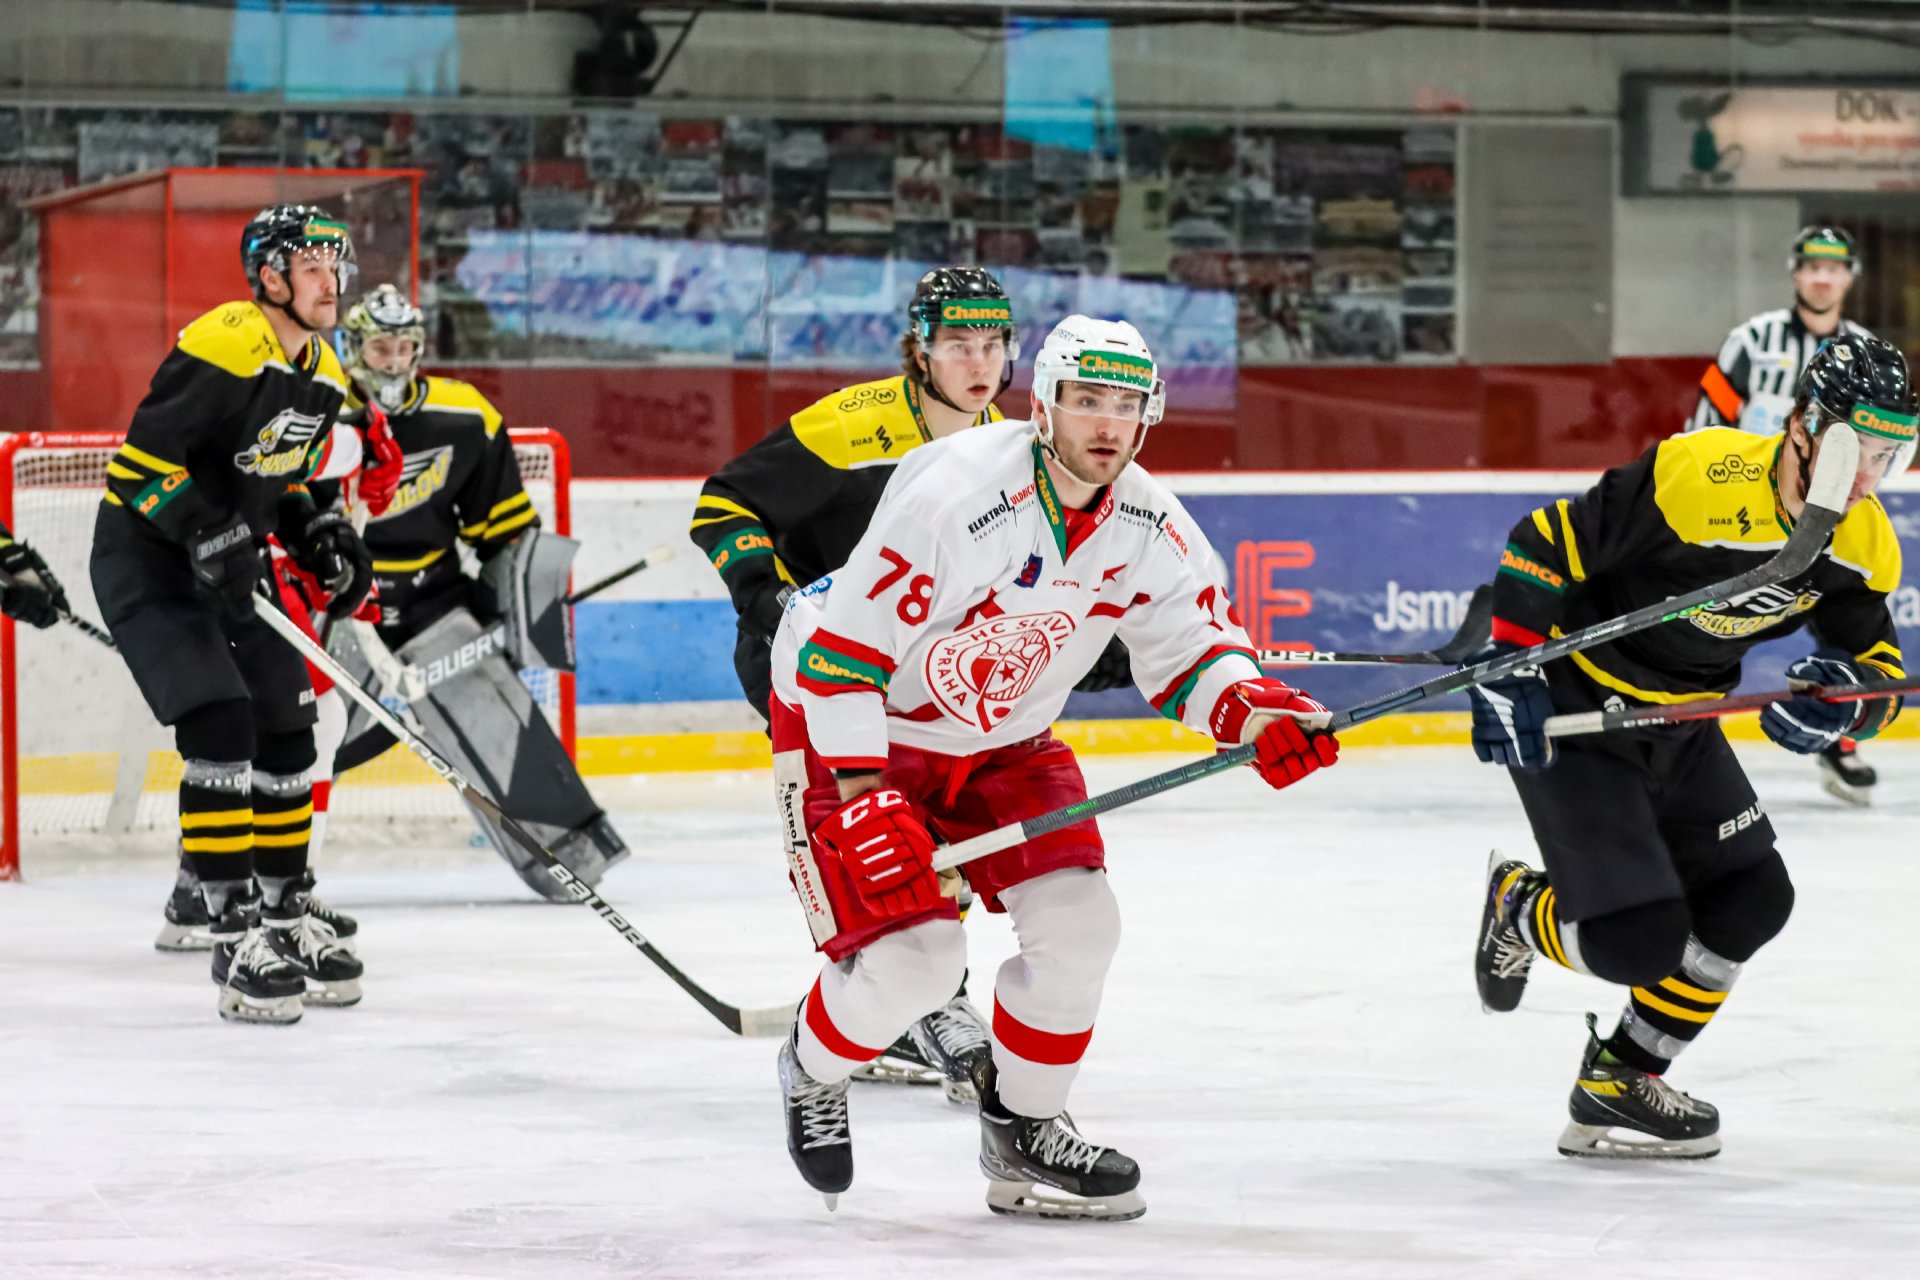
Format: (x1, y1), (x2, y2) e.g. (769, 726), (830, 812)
(308, 689), (346, 863)
(988, 868), (1122, 1118)
(795, 918), (968, 1084)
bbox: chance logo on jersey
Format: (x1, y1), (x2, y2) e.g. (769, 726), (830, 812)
(233, 408), (327, 477)
(372, 446), (455, 521)
(925, 610), (1077, 731)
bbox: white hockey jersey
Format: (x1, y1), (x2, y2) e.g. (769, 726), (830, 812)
(770, 419), (1266, 769)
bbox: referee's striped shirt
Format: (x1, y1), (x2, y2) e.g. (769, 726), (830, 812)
(1685, 308), (1872, 435)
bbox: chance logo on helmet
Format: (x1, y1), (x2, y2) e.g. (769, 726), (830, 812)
(1077, 350), (1155, 391)
(940, 298), (1012, 327)
(1849, 404), (1918, 444)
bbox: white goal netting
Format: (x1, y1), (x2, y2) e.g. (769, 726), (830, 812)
(0, 428), (572, 876)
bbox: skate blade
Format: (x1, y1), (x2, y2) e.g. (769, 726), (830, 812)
(822, 1193), (839, 1212)
(1819, 773), (1872, 808)
(940, 1077), (980, 1106)
(217, 987), (304, 1025)
(985, 1179), (1145, 1221)
(851, 1056), (942, 1087)
(302, 977), (362, 1007)
(1556, 1122), (1720, 1160)
(155, 922), (214, 952)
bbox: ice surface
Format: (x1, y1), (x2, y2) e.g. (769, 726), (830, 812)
(4, 744), (1920, 1279)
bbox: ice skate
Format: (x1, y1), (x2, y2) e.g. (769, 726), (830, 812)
(209, 900), (304, 1026)
(778, 1030), (853, 1209)
(298, 868), (359, 955)
(1475, 849), (1543, 1014)
(1557, 1013), (1720, 1160)
(907, 994), (992, 1104)
(154, 860), (214, 952)
(1818, 740), (1875, 808)
(850, 1029), (944, 1088)
(974, 1059), (1144, 1221)
(264, 895), (364, 1006)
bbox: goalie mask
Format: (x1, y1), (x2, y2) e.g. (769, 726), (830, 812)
(342, 284), (427, 412)
(1029, 314), (1166, 462)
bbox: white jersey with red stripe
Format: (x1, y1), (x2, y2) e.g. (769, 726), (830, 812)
(770, 418), (1265, 768)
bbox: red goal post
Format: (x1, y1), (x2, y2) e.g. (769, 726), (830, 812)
(0, 426), (574, 880)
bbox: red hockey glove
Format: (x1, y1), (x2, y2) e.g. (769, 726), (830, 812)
(1213, 678), (1340, 791)
(812, 788), (942, 920)
(358, 401), (405, 517)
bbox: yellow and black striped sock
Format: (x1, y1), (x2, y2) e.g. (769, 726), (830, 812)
(252, 768), (313, 913)
(178, 760), (253, 903)
(1515, 883), (1590, 975)
(1605, 936), (1741, 1075)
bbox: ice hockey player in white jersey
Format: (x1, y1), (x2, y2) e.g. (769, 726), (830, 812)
(766, 315), (1343, 1219)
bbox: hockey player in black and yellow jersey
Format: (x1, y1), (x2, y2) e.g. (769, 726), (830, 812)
(691, 268), (1020, 724)
(91, 205), (374, 1025)
(0, 519), (68, 630)
(1469, 332), (1911, 1160)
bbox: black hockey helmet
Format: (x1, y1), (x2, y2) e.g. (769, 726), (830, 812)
(905, 267), (1017, 407)
(908, 267), (1016, 347)
(1789, 225), (1859, 273)
(1796, 332), (1917, 480)
(241, 204), (358, 301)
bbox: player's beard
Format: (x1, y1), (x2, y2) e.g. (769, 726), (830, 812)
(1052, 430), (1137, 488)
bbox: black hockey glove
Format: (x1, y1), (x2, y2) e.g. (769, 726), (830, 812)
(1073, 636), (1133, 693)
(1761, 649), (1864, 755)
(187, 515), (260, 621)
(0, 537), (68, 630)
(1467, 642), (1554, 770)
(743, 582), (796, 647)
(290, 509), (375, 620)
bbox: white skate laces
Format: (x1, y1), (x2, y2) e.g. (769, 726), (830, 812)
(926, 999), (990, 1056)
(1028, 1113), (1106, 1173)
(1633, 1072), (1704, 1119)
(231, 928), (294, 979)
(792, 1076), (852, 1151)
(1486, 918), (1535, 980)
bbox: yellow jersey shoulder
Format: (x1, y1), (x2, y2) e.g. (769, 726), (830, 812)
(175, 301), (287, 379)
(420, 375), (504, 437)
(1652, 429), (1785, 548)
(1830, 494), (1902, 594)
(788, 376), (928, 470)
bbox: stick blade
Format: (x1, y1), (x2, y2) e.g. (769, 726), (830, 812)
(1805, 419), (1857, 514)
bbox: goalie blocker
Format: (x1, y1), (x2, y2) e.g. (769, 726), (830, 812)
(330, 604), (625, 899)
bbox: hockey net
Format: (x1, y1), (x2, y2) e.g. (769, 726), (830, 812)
(0, 427), (575, 878)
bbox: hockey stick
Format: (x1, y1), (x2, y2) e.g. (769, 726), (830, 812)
(1259, 583), (1491, 666)
(564, 545), (675, 607)
(1545, 675), (1920, 739)
(930, 429), (1858, 875)
(252, 589), (794, 1038)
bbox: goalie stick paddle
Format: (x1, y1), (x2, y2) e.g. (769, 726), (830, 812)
(1259, 583), (1492, 667)
(564, 545), (676, 607)
(1545, 675), (1920, 739)
(252, 591), (794, 1039)
(931, 427), (1858, 875)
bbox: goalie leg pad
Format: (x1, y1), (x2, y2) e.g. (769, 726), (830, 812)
(479, 527), (580, 672)
(396, 607), (625, 899)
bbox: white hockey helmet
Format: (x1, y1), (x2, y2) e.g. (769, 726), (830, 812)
(1030, 315), (1167, 448)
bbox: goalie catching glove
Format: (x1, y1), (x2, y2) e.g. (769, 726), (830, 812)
(812, 787), (943, 921)
(1213, 678), (1340, 790)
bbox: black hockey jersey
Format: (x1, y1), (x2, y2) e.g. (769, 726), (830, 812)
(689, 375), (999, 639)
(1492, 427), (1904, 736)
(102, 300), (350, 545)
(359, 374), (537, 626)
